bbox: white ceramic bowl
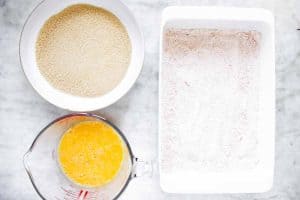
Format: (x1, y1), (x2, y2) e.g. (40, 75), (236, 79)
(20, 0), (144, 111)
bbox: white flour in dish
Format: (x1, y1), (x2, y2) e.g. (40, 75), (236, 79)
(160, 28), (261, 173)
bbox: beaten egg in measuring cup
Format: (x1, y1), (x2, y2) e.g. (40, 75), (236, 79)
(58, 121), (124, 187)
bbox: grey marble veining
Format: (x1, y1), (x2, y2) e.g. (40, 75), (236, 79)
(0, 0), (300, 199)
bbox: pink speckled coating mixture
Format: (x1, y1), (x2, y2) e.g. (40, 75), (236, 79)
(160, 28), (261, 173)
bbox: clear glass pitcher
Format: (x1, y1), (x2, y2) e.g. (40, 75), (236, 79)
(23, 113), (152, 200)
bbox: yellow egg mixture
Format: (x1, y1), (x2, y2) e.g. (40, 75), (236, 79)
(58, 121), (124, 187)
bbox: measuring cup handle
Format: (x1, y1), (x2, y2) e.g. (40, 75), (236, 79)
(131, 157), (153, 178)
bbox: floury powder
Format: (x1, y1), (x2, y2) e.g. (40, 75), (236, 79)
(160, 28), (261, 173)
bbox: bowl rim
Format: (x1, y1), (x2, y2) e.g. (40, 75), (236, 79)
(19, 0), (144, 111)
(23, 112), (135, 200)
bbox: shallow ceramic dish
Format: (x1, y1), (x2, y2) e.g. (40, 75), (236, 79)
(20, 0), (144, 111)
(159, 6), (275, 193)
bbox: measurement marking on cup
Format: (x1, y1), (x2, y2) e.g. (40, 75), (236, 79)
(78, 190), (88, 200)
(78, 190), (83, 197)
(60, 187), (87, 200)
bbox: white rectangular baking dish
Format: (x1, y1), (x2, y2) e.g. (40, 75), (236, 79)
(158, 6), (275, 194)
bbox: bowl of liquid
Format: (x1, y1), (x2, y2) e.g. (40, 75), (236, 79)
(23, 113), (151, 199)
(19, 0), (144, 111)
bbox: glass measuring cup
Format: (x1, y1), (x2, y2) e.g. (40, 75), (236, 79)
(23, 113), (152, 200)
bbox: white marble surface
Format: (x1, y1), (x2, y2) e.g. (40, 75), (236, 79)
(0, 0), (300, 199)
